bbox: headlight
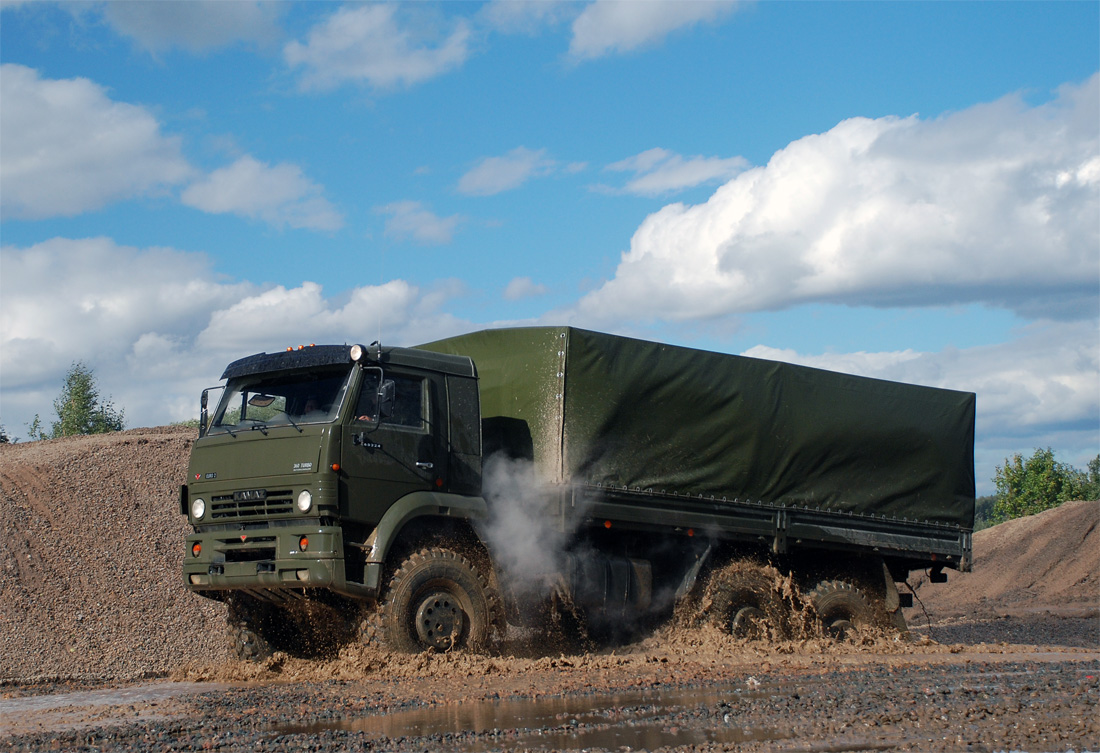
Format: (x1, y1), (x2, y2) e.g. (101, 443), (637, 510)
(350, 344), (365, 362)
(191, 498), (206, 520)
(296, 490), (313, 513)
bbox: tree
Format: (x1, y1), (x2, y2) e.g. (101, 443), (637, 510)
(972, 495), (997, 531)
(1084, 456), (1100, 501)
(0, 423), (10, 444)
(991, 447), (1099, 524)
(28, 362), (125, 440)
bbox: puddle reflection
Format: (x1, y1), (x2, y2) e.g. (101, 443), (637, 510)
(273, 682), (791, 751)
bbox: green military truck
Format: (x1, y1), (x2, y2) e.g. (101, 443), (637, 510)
(181, 327), (975, 657)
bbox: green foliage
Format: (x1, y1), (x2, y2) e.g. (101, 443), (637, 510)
(991, 447), (1100, 524)
(1084, 456), (1100, 501)
(28, 362), (125, 440)
(26, 414), (46, 441)
(0, 423), (11, 444)
(972, 495), (997, 532)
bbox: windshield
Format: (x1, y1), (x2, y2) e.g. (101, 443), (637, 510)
(209, 366), (352, 434)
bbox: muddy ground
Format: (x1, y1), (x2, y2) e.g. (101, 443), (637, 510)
(1, 429), (1097, 752)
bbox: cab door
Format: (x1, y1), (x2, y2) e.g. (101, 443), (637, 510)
(340, 368), (445, 525)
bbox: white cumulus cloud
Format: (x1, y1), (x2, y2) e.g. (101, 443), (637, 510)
(569, 0), (739, 60)
(375, 201), (464, 245)
(181, 156), (343, 231)
(0, 237), (252, 393)
(99, 1), (283, 53)
(479, 0), (575, 35)
(285, 4), (471, 91)
(0, 237), (472, 435)
(569, 75), (1100, 325)
(503, 277), (549, 301)
(458, 147), (557, 196)
(0, 64), (193, 220)
(603, 147), (749, 195)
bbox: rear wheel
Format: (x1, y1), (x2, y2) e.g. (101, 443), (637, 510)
(705, 560), (789, 640)
(807, 580), (874, 640)
(370, 547), (503, 653)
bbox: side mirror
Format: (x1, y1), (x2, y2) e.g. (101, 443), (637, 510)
(377, 379), (395, 419)
(199, 389), (209, 438)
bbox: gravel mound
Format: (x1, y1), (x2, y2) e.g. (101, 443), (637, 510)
(2, 429), (1096, 683)
(0, 427), (229, 682)
(904, 498), (1099, 646)
(911, 498), (1098, 616)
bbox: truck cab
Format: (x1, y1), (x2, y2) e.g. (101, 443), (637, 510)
(181, 343), (492, 652)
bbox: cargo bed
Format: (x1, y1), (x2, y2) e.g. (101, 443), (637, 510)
(420, 326), (976, 571)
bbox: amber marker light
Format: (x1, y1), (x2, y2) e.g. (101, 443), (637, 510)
(191, 543), (201, 557)
(299, 536), (309, 551)
(331, 463), (341, 472)
(604, 520), (612, 529)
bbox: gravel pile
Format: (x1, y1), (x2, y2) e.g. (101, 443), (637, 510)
(0, 427), (230, 682)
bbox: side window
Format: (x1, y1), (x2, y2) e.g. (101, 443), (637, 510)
(353, 371), (425, 430)
(389, 375), (426, 430)
(353, 371), (381, 422)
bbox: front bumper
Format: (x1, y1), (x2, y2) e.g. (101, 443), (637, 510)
(183, 522), (346, 594)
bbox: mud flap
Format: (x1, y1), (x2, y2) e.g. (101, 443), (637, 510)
(881, 562), (909, 636)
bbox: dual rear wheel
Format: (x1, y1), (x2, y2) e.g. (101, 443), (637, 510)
(704, 561), (903, 641)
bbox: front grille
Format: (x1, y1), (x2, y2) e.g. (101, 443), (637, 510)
(224, 547), (277, 563)
(211, 490), (293, 519)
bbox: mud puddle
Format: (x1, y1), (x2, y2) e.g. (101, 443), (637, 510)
(268, 664), (1069, 752)
(0, 681), (231, 736)
(272, 679), (809, 750)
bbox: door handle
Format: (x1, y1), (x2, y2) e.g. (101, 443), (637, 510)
(415, 461), (434, 470)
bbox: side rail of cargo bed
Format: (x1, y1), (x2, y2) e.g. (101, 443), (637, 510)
(577, 485), (972, 573)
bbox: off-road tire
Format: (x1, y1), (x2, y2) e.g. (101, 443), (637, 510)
(227, 598), (273, 662)
(704, 560), (790, 640)
(366, 547), (503, 653)
(807, 580), (874, 640)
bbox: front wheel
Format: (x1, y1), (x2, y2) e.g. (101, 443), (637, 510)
(226, 597), (274, 661)
(371, 547), (503, 653)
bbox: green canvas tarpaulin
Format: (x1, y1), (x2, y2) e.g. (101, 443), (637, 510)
(419, 327), (975, 529)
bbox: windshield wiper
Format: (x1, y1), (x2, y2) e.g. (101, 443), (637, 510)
(251, 422), (269, 435)
(284, 414), (303, 433)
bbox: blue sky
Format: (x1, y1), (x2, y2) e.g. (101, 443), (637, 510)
(1, 1), (1097, 494)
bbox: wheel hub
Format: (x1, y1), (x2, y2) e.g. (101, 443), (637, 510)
(826, 617), (855, 640)
(730, 605), (768, 639)
(414, 591), (465, 650)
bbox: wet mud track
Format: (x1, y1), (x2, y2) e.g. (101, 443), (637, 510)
(2, 648), (1097, 753)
